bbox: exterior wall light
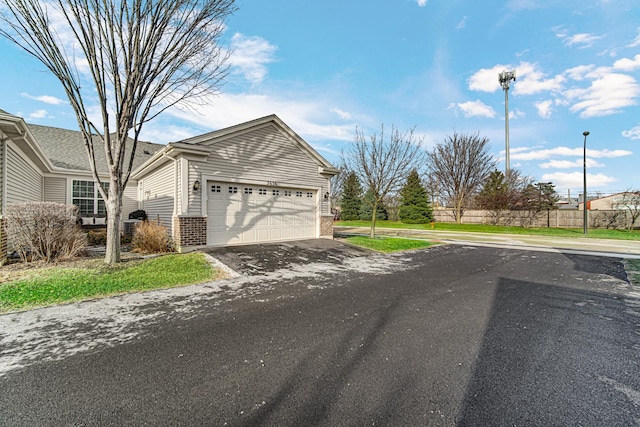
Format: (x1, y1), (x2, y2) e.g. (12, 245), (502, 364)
(193, 180), (201, 192)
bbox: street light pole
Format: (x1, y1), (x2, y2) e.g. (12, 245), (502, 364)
(583, 131), (590, 235)
(499, 70), (516, 175)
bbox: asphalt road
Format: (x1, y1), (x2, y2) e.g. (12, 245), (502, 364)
(1, 242), (639, 426)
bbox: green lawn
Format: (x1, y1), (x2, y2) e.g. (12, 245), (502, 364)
(335, 220), (640, 241)
(0, 253), (221, 313)
(344, 236), (437, 253)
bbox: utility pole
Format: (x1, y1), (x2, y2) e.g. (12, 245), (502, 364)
(583, 131), (590, 234)
(499, 70), (516, 175)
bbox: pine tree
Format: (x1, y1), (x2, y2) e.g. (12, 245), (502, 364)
(399, 169), (433, 224)
(340, 172), (363, 221)
(359, 189), (388, 221)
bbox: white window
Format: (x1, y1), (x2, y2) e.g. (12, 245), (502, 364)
(307, 192), (314, 198)
(229, 186), (238, 194)
(272, 189), (280, 196)
(72, 180), (108, 215)
(244, 187), (253, 194)
(211, 185), (221, 193)
(259, 188), (267, 195)
(284, 190), (292, 197)
(296, 191), (303, 197)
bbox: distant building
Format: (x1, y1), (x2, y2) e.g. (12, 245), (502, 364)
(578, 191), (640, 211)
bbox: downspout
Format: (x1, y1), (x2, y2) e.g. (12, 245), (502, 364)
(1, 135), (7, 216)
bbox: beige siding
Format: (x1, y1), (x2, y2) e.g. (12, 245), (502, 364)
(122, 184), (138, 219)
(193, 125), (330, 215)
(141, 161), (175, 228)
(0, 136), (5, 213)
(6, 145), (43, 204)
(43, 176), (67, 204)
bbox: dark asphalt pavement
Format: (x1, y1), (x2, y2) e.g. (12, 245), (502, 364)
(1, 241), (639, 426)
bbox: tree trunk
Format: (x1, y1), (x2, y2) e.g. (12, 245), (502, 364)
(104, 181), (122, 264)
(370, 201), (378, 239)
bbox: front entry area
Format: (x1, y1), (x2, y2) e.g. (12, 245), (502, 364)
(206, 181), (317, 246)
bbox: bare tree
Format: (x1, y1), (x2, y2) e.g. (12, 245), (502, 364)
(618, 191), (640, 232)
(342, 125), (426, 238)
(426, 131), (495, 223)
(0, 0), (237, 263)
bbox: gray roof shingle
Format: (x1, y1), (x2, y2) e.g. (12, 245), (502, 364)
(26, 123), (164, 174)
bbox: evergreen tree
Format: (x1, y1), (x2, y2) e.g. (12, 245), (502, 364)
(399, 169), (433, 224)
(340, 172), (363, 220)
(360, 189), (388, 221)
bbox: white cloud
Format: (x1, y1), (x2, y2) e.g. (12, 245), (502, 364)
(511, 62), (565, 96)
(456, 100), (496, 118)
(535, 100), (553, 118)
(456, 16), (467, 29)
(468, 65), (507, 93)
(511, 146), (632, 161)
(29, 109), (49, 119)
(627, 27), (640, 47)
(541, 172), (617, 190)
(622, 125), (640, 140)
(568, 72), (640, 117)
(554, 27), (604, 48)
(160, 92), (356, 145)
(21, 93), (66, 105)
(229, 33), (277, 85)
(539, 159), (604, 169)
(613, 54), (640, 72)
(468, 62), (564, 95)
(331, 108), (352, 120)
(417, 0), (427, 6)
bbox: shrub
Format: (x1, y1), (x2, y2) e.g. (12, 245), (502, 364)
(131, 219), (173, 253)
(86, 230), (108, 246)
(5, 202), (87, 263)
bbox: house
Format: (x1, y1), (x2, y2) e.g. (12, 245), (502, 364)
(0, 109), (338, 263)
(578, 192), (640, 211)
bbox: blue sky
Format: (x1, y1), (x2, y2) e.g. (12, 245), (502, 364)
(1, 0), (640, 197)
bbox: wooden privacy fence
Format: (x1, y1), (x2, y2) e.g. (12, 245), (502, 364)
(433, 209), (639, 229)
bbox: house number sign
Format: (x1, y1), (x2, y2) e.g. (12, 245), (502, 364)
(267, 181), (279, 186)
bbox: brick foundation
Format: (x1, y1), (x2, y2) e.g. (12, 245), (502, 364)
(320, 215), (334, 237)
(173, 216), (207, 249)
(0, 218), (6, 265)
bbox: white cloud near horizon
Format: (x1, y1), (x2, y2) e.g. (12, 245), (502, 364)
(539, 159), (605, 169)
(228, 33), (277, 85)
(510, 146), (632, 161)
(21, 93), (66, 105)
(417, 0), (427, 6)
(163, 92), (356, 143)
(541, 171), (617, 190)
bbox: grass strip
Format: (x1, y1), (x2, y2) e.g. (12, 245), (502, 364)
(345, 236), (437, 253)
(0, 253), (219, 313)
(335, 220), (640, 241)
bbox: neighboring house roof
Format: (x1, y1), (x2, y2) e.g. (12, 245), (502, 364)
(26, 123), (163, 174)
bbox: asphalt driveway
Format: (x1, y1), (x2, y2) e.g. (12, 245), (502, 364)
(1, 240), (639, 426)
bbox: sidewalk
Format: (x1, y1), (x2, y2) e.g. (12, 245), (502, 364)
(334, 226), (640, 259)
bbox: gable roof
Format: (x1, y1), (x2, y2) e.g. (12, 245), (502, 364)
(177, 114), (339, 175)
(26, 123), (162, 174)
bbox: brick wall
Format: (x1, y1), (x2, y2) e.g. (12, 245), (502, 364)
(173, 216), (207, 249)
(320, 215), (334, 237)
(0, 218), (6, 265)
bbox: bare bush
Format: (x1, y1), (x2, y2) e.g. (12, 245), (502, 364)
(5, 202), (86, 263)
(590, 211), (626, 230)
(132, 220), (173, 254)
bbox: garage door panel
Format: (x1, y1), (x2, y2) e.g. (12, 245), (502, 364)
(207, 181), (317, 246)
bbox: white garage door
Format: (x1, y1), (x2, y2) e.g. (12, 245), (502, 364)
(207, 181), (317, 246)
